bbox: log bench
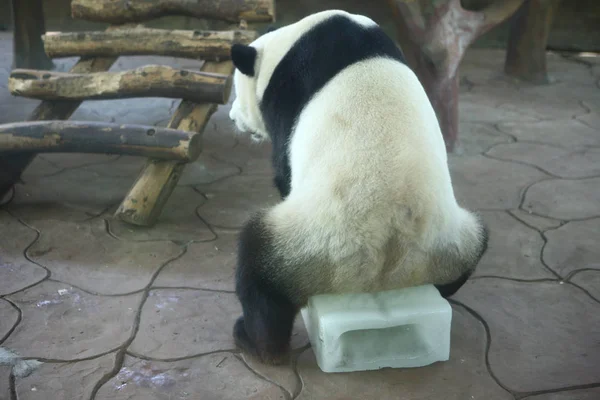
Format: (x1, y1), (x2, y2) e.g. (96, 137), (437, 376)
(1, 0), (274, 226)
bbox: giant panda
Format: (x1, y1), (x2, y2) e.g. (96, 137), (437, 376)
(228, 10), (489, 365)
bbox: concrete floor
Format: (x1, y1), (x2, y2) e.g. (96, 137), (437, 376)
(1, 32), (599, 399)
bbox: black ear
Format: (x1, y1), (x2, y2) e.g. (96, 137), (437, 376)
(231, 44), (257, 77)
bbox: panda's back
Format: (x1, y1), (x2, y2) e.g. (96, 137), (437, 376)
(289, 56), (455, 229)
(258, 13), (454, 218)
(260, 12), (408, 158)
(261, 12), (463, 256)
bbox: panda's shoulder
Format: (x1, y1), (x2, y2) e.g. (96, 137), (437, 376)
(290, 14), (404, 63)
(264, 13), (406, 104)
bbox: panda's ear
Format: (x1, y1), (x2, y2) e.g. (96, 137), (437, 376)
(231, 44), (257, 77)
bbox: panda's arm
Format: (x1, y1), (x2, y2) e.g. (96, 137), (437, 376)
(272, 151), (291, 199)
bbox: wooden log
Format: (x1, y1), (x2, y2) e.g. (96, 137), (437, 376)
(387, 0), (525, 152)
(114, 61), (235, 226)
(504, 0), (561, 84)
(71, 0), (276, 24)
(11, 0), (54, 70)
(9, 65), (232, 104)
(43, 28), (257, 60)
(0, 24), (136, 197)
(0, 120), (201, 161)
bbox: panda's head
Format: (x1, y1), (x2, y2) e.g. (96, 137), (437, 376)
(228, 22), (292, 143)
(228, 10), (376, 143)
(228, 39), (267, 142)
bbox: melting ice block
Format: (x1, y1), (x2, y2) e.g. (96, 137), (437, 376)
(300, 284), (452, 373)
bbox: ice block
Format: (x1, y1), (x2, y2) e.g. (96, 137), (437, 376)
(300, 284), (452, 373)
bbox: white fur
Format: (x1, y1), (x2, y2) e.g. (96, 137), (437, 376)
(229, 10), (485, 295)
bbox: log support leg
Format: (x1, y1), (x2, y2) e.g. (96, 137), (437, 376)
(11, 0), (54, 70)
(504, 0), (561, 84)
(114, 61), (234, 226)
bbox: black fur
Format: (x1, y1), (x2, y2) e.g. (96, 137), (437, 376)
(435, 271), (473, 299)
(234, 13), (408, 362)
(435, 224), (490, 298)
(231, 44), (257, 77)
(234, 214), (297, 364)
(233, 14), (490, 364)
(259, 14), (406, 198)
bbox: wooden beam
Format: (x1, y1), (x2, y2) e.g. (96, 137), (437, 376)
(9, 66), (232, 104)
(0, 24), (136, 197)
(114, 61), (236, 226)
(71, 0), (275, 24)
(43, 28), (257, 60)
(0, 120), (202, 161)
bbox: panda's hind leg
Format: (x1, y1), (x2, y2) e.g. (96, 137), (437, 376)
(434, 270), (474, 298)
(234, 212), (298, 365)
(434, 219), (489, 298)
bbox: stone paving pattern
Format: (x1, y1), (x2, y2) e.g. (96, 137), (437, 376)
(1, 31), (599, 399)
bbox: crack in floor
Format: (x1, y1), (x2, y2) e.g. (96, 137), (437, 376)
(235, 353), (293, 400)
(565, 268), (600, 282)
(518, 176), (558, 211)
(46, 278), (147, 298)
(470, 275), (559, 283)
(0, 211), (50, 299)
(453, 284), (600, 399)
(504, 210), (564, 279)
(517, 382), (600, 400)
(104, 214), (219, 244)
(33, 155), (122, 179)
(567, 281), (600, 304)
(19, 348), (122, 364)
(506, 209), (565, 232)
(149, 285), (235, 294)
(89, 245), (189, 399)
(88, 349), (126, 400)
(8, 371), (17, 400)
(0, 298), (22, 345)
(450, 299), (516, 397)
(482, 151), (559, 179)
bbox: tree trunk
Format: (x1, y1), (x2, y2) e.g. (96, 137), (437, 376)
(387, 0), (525, 152)
(505, 0), (561, 84)
(425, 73), (459, 153)
(11, 0), (54, 70)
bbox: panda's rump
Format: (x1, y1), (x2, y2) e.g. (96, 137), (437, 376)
(263, 193), (439, 300)
(271, 57), (473, 296)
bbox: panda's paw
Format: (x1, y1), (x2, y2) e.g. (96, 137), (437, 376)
(233, 316), (251, 349)
(260, 350), (291, 366)
(233, 316), (290, 366)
